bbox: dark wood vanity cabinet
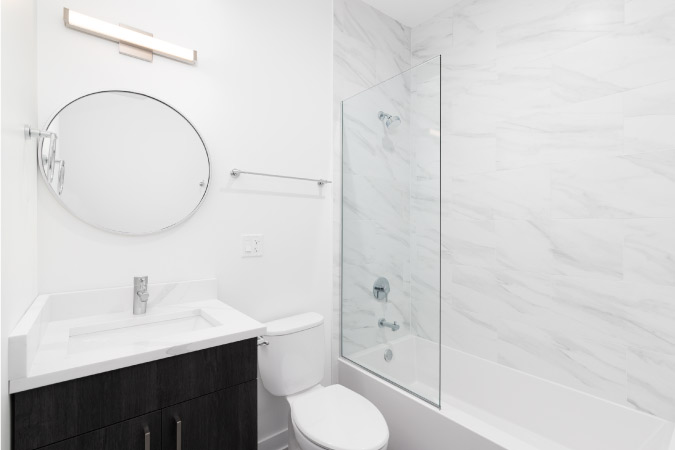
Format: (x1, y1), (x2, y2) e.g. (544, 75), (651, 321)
(11, 339), (257, 450)
(40, 412), (162, 450)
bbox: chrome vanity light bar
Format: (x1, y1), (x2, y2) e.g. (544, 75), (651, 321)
(230, 169), (332, 186)
(63, 8), (197, 64)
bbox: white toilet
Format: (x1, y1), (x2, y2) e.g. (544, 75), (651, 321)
(258, 312), (389, 450)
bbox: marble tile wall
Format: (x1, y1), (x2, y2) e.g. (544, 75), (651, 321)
(333, 0), (412, 375)
(411, 0), (675, 422)
(410, 58), (442, 343)
(341, 76), (413, 355)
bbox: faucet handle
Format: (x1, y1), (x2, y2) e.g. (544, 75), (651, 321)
(137, 291), (150, 302)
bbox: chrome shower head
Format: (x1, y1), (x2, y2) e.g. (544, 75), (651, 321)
(378, 111), (401, 129)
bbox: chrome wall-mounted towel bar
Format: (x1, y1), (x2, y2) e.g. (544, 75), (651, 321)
(230, 169), (332, 186)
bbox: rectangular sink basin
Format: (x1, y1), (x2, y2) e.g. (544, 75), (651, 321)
(8, 279), (266, 393)
(68, 310), (218, 355)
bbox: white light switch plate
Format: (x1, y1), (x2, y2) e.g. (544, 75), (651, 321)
(242, 234), (264, 257)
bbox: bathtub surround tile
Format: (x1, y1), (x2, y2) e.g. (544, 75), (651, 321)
(497, 312), (628, 403)
(450, 265), (505, 317)
(625, 0), (675, 24)
(550, 37), (627, 106)
(443, 303), (499, 361)
(496, 0), (624, 72)
(443, 134), (496, 176)
(334, 0), (410, 79)
(447, 29), (497, 71)
(496, 60), (552, 120)
(448, 172), (495, 220)
(412, 7), (453, 66)
(496, 220), (554, 274)
(551, 65), (625, 106)
(491, 167), (550, 219)
(552, 277), (675, 355)
(624, 80), (675, 155)
(411, 278), (441, 342)
(449, 166), (550, 221)
(334, 30), (378, 99)
(454, 0), (569, 37)
(497, 111), (623, 169)
(550, 219), (624, 280)
(342, 173), (410, 226)
(552, 9), (675, 94)
(445, 264), (500, 360)
(624, 219), (675, 286)
(342, 110), (411, 183)
(336, 0), (413, 370)
(442, 219), (496, 268)
(627, 350), (675, 421)
(342, 219), (410, 266)
(335, 0), (675, 423)
(551, 151), (675, 219)
(608, 11), (675, 90)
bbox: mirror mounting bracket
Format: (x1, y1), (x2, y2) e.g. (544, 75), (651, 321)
(24, 125), (56, 142)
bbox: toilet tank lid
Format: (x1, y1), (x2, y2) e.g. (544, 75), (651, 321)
(264, 312), (324, 336)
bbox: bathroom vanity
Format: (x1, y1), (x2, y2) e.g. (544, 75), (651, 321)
(8, 280), (264, 450)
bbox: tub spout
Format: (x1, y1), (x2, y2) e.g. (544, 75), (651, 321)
(378, 318), (400, 331)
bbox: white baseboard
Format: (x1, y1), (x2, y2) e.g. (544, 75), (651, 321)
(258, 428), (289, 450)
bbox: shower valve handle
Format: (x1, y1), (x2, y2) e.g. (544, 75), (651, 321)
(373, 277), (390, 302)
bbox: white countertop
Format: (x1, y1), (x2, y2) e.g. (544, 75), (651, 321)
(9, 279), (265, 393)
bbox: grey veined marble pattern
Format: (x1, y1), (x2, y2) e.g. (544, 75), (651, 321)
(333, 0), (413, 381)
(409, 0), (675, 422)
(336, 0), (443, 404)
(335, 0), (675, 422)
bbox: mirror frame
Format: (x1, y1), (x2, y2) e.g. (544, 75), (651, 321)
(39, 90), (211, 235)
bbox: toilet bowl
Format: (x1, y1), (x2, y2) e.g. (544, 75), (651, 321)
(258, 313), (389, 450)
(289, 384), (388, 450)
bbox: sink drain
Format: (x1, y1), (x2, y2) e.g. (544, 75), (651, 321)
(384, 348), (393, 362)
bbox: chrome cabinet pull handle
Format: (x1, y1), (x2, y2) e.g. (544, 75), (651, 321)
(176, 418), (182, 450)
(144, 425), (150, 450)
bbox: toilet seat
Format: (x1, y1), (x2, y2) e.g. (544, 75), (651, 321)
(291, 385), (389, 450)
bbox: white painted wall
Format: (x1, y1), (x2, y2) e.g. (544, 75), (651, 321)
(0, 1), (38, 449)
(35, 0), (333, 445)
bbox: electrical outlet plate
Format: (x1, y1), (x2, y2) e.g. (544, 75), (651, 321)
(242, 234), (264, 257)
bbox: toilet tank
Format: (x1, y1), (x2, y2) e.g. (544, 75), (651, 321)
(258, 312), (324, 396)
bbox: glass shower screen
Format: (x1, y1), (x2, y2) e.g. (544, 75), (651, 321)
(341, 56), (441, 406)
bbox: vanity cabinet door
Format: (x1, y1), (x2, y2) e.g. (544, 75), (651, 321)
(40, 411), (161, 450)
(161, 380), (256, 450)
(12, 361), (159, 450)
(157, 338), (256, 406)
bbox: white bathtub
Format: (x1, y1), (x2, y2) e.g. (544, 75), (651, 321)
(340, 336), (675, 450)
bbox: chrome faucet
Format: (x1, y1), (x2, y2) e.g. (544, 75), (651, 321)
(378, 318), (400, 332)
(133, 276), (149, 315)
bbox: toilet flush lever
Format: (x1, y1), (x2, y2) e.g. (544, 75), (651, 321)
(257, 336), (269, 346)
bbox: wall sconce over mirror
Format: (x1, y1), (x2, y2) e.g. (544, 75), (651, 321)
(34, 91), (211, 235)
(63, 8), (197, 64)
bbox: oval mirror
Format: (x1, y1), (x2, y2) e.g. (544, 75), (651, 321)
(39, 91), (210, 234)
